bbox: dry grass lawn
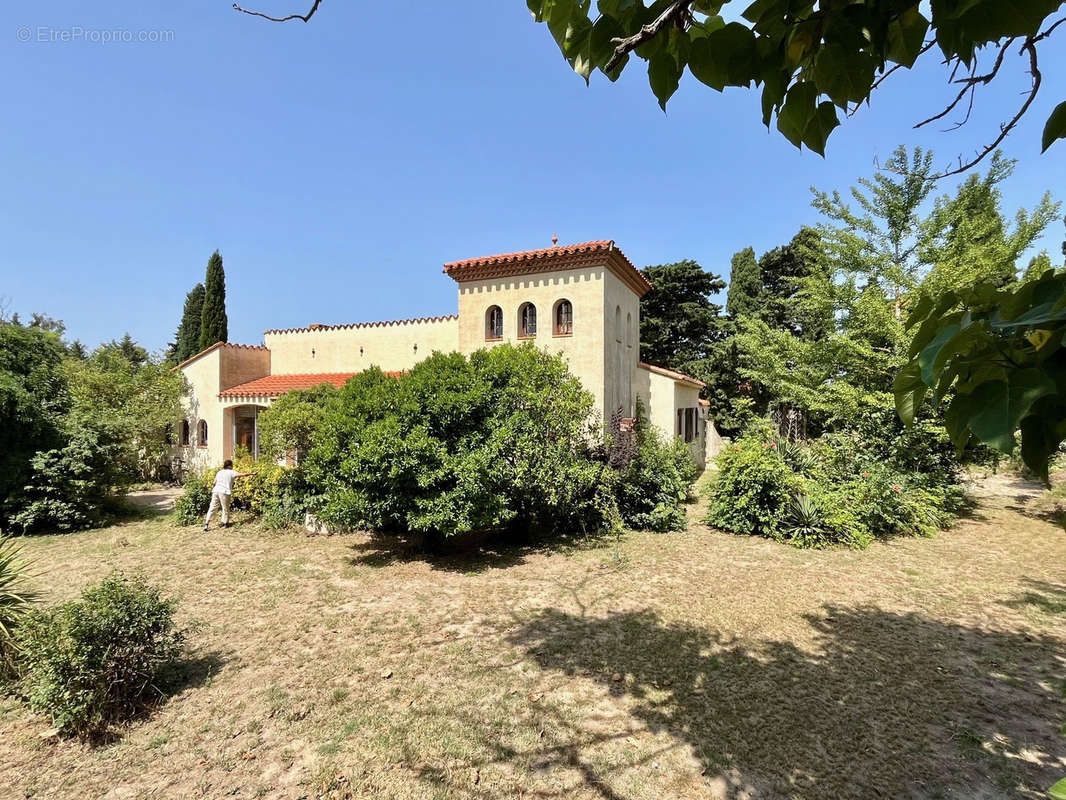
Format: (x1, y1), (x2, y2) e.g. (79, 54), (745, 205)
(2, 474), (1066, 799)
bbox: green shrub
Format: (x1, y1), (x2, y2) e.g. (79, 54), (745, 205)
(0, 536), (37, 681)
(173, 457), (315, 530)
(705, 430), (800, 537)
(615, 404), (698, 532)
(779, 489), (871, 549)
(17, 574), (185, 738)
(307, 346), (619, 543)
(11, 417), (129, 534)
(173, 471), (211, 526)
(708, 415), (966, 548)
(257, 384), (338, 463)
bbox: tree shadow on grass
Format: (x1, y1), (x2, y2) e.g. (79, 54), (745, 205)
(1002, 578), (1066, 616)
(82, 650), (227, 746)
(504, 604), (1066, 798)
(344, 529), (618, 574)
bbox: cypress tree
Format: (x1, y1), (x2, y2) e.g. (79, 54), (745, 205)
(725, 246), (761, 319)
(199, 251), (228, 351)
(169, 282), (206, 363)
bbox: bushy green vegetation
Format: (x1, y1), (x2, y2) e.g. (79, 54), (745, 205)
(0, 317), (184, 535)
(174, 452), (312, 530)
(16, 574), (185, 738)
(175, 345), (698, 544)
(706, 421), (966, 549)
(615, 406), (700, 532)
(306, 347), (620, 543)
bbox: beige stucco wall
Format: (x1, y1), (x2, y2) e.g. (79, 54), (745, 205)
(602, 269), (641, 420)
(633, 366), (706, 469)
(456, 266), (608, 414)
(177, 349), (222, 473)
(264, 317), (459, 375)
(178, 345), (270, 473)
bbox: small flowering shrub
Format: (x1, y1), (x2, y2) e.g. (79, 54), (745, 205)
(706, 420), (965, 548)
(173, 455), (314, 530)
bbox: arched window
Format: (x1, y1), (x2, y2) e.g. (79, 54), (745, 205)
(198, 420), (208, 447)
(519, 302), (537, 338)
(626, 312), (633, 349)
(553, 299), (573, 336)
(614, 306), (622, 343)
(181, 420), (190, 446)
(486, 306), (503, 340)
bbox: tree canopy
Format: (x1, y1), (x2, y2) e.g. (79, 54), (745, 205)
(523, 0), (1066, 173)
(638, 260), (726, 365)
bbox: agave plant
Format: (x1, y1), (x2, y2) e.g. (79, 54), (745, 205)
(783, 493), (827, 545)
(0, 535), (38, 677)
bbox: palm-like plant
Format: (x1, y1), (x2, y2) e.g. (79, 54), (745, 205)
(0, 536), (38, 678)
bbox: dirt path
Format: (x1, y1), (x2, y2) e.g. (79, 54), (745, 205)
(124, 487), (183, 513)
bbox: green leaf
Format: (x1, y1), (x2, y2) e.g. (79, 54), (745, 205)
(886, 6), (929, 68)
(1041, 101), (1066, 152)
(893, 360), (926, 425)
(1048, 775), (1066, 799)
(965, 380), (1013, 453)
(688, 22), (758, 92)
(648, 53), (683, 111)
(1008, 368), (1056, 429)
(775, 82), (839, 155)
(813, 44), (876, 108)
(943, 391), (975, 449)
(918, 323), (960, 386)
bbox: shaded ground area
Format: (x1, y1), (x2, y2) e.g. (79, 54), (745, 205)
(1, 476), (1065, 799)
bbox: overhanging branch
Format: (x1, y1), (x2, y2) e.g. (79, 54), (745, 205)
(605, 0), (694, 73)
(232, 0), (323, 23)
(932, 37), (1041, 179)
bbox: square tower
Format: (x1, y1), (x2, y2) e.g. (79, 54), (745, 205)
(444, 240), (651, 421)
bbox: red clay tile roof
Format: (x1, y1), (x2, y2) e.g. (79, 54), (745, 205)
(443, 240), (653, 297)
(264, 315), (457, 336)
(218, 371), (403, 399)
(173, 342), (269, 371)
(638, 362), (707, 389)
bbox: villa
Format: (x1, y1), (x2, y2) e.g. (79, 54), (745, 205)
(174, 240), (715, 472)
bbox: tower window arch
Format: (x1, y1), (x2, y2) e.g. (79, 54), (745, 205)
(553, 299), (573, 336)
(198, 419), (208, 447)
(486, 305), (503, 340)
(519, 302), (538, 338)
(181, 420), (190, 446)
(614, 306), (622, 343)
(626, 312), (633, 349)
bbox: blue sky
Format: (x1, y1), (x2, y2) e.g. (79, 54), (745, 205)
(2, 1), (1064, 352)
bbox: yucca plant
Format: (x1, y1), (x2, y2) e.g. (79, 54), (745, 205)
(783, 493), (827, 547)
(0, 535), (38, 679)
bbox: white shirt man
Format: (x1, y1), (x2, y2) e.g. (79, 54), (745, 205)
(203, 460), (253, 531)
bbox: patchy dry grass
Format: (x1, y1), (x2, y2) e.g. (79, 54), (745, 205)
(2, 474), (1066, 799)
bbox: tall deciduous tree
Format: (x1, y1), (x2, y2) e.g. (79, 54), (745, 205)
(639, 260), (726, 366)
(919, 152), (1058, 298)
(725, 247), (761, 320)
(198, 252), (228, 352)
(169, 283), (205, 364)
